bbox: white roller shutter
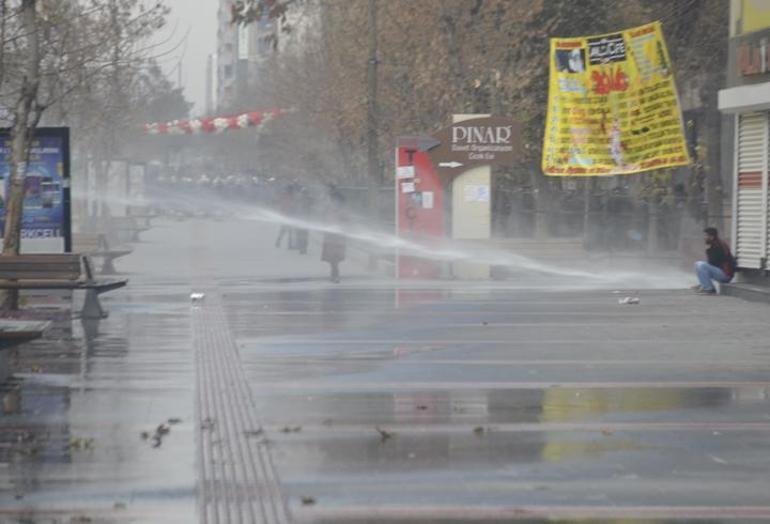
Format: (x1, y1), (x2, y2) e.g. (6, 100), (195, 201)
(766, 120), (770, 269)
(764, 114), (770, 270)
(735, 112), (767, 269)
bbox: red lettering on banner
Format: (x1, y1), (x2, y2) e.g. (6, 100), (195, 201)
(629, 25), (655, 37)
(592, 67), (629, 94)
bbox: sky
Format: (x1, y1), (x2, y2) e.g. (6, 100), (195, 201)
(155, 0), (218, 116)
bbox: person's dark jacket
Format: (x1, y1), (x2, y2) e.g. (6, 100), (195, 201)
(706, 239), (735, 279)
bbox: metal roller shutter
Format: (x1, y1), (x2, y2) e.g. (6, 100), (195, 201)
(766, 122), (770, 269)
(735, 112), (767, 269)
(764, 114), (770, 271)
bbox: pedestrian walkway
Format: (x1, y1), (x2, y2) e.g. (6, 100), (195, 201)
(0, 217), (370, 523)
(193, 292), (289, 524)
(226, 285), (770, 522)
(1, 216), (770, 523)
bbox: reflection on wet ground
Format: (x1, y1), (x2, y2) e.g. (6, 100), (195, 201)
(223, 281), (770, 522)
(1, 218), (770, 523)
(0, 284), (196, 523)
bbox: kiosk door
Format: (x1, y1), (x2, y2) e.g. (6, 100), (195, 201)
(396, 147), (444, 278)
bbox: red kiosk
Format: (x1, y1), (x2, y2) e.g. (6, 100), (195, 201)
(395, 136), (445, 279)
(395, 119), (518, 280)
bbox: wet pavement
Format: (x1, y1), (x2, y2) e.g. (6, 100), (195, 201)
(2, 217), (770, 523)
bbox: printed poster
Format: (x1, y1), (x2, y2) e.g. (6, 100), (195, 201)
(422, 191), (434, 209)
(543, 21), (690, 176)
(463, 184), (490, 203)
(396, 165), (415, 180)
(0, 133), (66, 239)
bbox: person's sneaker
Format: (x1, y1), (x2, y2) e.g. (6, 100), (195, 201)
(690, 284), (702, 291)
(695, 288), (716, 295)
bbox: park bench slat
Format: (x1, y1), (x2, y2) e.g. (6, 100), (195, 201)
(0, 254), (127, 318)
(0, 320), (49, 362)
(0, 279), (84, 289)
(0, 255), (79, 263)
(0, 273), (81, 281)
(0, 254), (82, 280)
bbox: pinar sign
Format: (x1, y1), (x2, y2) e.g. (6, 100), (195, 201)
(543, 21), (690, 176)
(429, 117), (519, 173)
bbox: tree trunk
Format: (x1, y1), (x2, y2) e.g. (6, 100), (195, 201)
(531, 167), (551, 239)
(95, 157), (111, 220)
(583, 178), (594, 249)
(0, 0), (7, 91)
(646, 199), (658, 256)
(2, 0), (40, 310)
(365, 0), (379, 269)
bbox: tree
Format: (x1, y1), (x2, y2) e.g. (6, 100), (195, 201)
(237, 0), (729, 244)
(2, 0), (42, 262)
(0, 0), (171, 309)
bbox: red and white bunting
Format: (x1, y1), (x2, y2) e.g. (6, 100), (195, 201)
(143, 109), (287, 135)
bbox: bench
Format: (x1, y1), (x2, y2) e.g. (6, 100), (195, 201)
(0, 319), (49, 382)
(0, 320), (49, 351)
(110, 216), (151, 243)
(73, 233), (132, 274)
(127, 213), (157, 230)
(0, 254), (127, 319)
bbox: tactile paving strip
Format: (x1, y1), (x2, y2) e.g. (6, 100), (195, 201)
(193, 292), (291, 524)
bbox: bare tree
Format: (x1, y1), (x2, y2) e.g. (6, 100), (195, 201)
(237, 0), (728, 244)
(3, 0), (41, 265)
(0, 0), (170, 309)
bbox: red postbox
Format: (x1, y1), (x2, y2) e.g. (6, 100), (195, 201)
(396, 139), (444, 279)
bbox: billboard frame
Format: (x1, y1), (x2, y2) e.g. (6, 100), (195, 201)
(0, 126), (71, 253)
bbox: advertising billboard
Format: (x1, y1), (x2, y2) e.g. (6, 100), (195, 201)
(0, 127), (71, 253)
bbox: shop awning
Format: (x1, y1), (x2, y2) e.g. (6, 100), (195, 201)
(719, 83), (770, 114)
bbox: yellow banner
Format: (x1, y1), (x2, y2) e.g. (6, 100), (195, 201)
(542, 21), (690, 176)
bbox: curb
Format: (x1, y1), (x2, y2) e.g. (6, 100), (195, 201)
(721, 283), (770, 304)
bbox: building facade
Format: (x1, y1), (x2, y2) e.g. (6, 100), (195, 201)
(205, 53), (218, 115)
(719, 0), (770, 275)
(214, 0), (275, 112)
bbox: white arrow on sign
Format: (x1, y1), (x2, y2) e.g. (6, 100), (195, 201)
(438, 161), (464, 168)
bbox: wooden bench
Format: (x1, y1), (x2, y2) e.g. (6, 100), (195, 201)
(0, 319), (49, 382)
(110, 216), (151, 243)
(73, 233), (132, 274)
(0, 320), (49, 351)
(0, 254), (127, 319)
(127, 213), (157, 230)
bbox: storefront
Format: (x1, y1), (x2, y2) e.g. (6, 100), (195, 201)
(718, 1), (770, 274)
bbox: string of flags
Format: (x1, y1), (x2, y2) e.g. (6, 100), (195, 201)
(143, 108), (288, 135)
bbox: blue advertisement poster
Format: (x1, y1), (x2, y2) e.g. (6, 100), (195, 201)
(0, 128), (71, 250)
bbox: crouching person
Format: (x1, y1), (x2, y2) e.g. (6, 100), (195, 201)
(694, 227), (735, 295)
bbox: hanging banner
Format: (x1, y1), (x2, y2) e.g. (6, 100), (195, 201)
(542, 21), (690, 176)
